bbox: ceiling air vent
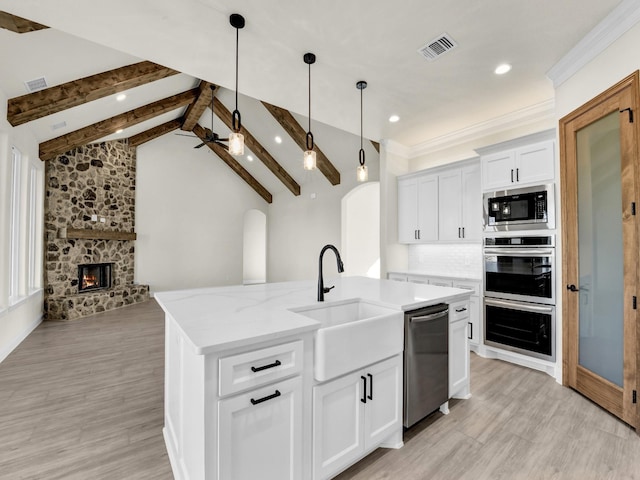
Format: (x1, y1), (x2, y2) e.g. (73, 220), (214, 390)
(24, 76), (48, 92)
(417, 33), (458, 62)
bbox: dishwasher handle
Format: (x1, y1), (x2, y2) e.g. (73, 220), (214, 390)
(409, 309), (448, 323)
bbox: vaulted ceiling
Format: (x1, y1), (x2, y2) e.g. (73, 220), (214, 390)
(0, 1), (624, 201)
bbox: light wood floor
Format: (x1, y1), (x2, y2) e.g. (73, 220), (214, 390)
(1, 300), (639, 480)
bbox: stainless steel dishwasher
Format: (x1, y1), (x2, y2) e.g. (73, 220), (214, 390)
(403, 303), (449, 428)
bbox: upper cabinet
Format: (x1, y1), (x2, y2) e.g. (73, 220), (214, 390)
(398, 174), (438, 243)
(398, 158), (480, 244)
(477, 129), (556, 192)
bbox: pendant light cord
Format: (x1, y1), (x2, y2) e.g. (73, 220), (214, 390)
(232, 23), (241, 132)
(306, 58), (314, 151)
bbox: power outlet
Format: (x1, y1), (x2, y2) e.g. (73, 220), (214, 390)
(91, 214), (98, 222)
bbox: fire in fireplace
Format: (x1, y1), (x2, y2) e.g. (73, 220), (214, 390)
(78, 263), (113, 293)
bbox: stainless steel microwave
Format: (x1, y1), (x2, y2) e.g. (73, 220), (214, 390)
(483, 184), (555, 231)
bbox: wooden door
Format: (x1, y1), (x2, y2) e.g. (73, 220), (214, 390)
(560, 71), (639, 429)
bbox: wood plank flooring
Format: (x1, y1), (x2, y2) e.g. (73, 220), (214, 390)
(1, 300), (639, 479)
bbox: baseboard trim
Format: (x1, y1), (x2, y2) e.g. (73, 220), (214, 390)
(0, 315), (43, 364)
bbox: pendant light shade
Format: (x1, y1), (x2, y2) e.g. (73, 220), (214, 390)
(356, 80), (368, 182)
(303, 53), (317, 170)
(229, 14), (245, 156)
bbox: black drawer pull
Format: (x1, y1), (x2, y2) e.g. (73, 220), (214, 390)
(250, 390), (281, 405)
(361, 376), (367, 404)
(251, 360), (281, 372)
(455, 307), (467, 313)
(367, 373), (373, 400)
(468, 322), (473, 340)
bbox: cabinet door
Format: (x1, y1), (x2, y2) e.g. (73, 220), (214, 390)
(482, 150), (516, 191)
(437, 169), (462, 241)
(417, 174), (438, 241)
(218, 376), (302, 480)
(363, 356), (403, 450)
(515, 140), (555, 185)
(461, 165), (481, 241)
(449, 318), (470, 398)
(398, 178), (419, 244)
(313, 373), (365, 480)
(468, 296), (480, 346)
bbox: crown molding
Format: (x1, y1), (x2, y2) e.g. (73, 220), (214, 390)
(409, 99), (556, 158)
(380, 139), (411, 159)
(547, 0), (640, 88)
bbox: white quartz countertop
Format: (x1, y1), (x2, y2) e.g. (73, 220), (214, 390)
(154, 276), (470, 355)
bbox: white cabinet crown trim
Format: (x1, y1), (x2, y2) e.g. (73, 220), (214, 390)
(474, 128), (555, 156)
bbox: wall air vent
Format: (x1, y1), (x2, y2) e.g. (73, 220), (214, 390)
(51, 121), (67, 131)
(24, 76), (48, 92)
(417, 33), (458, 62)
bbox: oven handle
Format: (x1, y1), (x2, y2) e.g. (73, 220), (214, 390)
(483, 248), (554, 256)
(485, 297), (555, 314)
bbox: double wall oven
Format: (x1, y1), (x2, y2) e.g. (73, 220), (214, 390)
(482, 185), (556, 362)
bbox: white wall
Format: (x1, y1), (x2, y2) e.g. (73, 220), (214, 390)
(342, 182), (380, 278)
(134, 134), (267, 293)
(267, 123), (379, 283)
(0, 87), (45, 363)
(243, 209), (266, 284)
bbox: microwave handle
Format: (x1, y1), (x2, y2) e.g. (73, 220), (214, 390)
(484, 248), (554, 256)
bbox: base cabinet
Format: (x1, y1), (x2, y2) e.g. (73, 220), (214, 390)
(449, 300), (471, 399)
(218, 376), (303, 480)
(312, 355), (402, 480)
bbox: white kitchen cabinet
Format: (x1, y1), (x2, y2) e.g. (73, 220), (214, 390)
(452, 280), (481, 347)
(478, 130), (556, 191)
(398, 174), (438, 243)
(218, 376), (303, 480)
(438, 164), (481, 241)
(449, 300), (471, 399)
(312, 355), (402, 480)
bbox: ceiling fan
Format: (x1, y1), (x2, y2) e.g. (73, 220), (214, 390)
(176, 85), (228, 150)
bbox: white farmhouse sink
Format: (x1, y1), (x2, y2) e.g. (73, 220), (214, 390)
(291, 299), (404, 381)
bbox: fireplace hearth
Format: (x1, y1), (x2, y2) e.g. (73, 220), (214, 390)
(78, 263), (112, 293)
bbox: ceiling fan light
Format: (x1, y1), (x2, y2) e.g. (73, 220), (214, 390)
(357, 164), (368, 182)
(303, 150), (316, 171)
(229, 132), (244, 156)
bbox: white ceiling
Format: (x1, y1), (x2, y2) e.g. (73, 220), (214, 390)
(0, 0), (622, 150)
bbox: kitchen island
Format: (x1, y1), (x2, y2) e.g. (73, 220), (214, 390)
(155, 276), (471, 480)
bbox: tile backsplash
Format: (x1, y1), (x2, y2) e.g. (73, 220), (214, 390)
(408, 244), (482, 279)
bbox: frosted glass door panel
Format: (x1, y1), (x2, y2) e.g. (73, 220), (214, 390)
(576, 111), (624, 387)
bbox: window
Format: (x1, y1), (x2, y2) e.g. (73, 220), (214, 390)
(9, 147), (22, 304)
(28, 165), (42, 292)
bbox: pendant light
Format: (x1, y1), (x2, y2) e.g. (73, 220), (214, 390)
(303, 52), (317, 170)
(356, 80), (368, 182)
(228, 13), (245, 156)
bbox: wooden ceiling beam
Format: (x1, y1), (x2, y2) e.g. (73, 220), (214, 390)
(7, 61), (179, 126)
(213, 97), (301, 196)
(0, 11), (48, 33)
(128, 118), (183, 147)
(39, 89), (198, 161)
(261, 101), (340, 186)
(371, 141), (380, 153)
(182, 81), (216, 131)
(193, 124), (272, 204)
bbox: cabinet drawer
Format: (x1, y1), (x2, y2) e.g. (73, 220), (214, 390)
(219, 340), (303, 397)
(449, 300), (470, 322)
(452, 280), (480, 297)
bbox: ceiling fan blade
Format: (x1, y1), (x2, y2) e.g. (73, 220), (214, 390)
(176, 133), (197, 137)
(194, 142), (206, 149)
(215, 141), (229, 151)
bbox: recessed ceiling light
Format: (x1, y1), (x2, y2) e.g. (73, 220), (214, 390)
(389, 115), (400, 123)
(494, 63), (512, 75)
(115, 128), (124, 134)
(275, 136), (282, 144)
(247, 155), (254, 162)
(116, 93), (127, 102)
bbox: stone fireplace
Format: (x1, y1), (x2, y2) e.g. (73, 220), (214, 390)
(44, 140), (149, 321)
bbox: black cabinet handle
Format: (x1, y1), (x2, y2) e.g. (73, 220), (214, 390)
(367, 373), (373, 400)
(455, 307), (467, 313)
(417, 230), (421, 240)
(361, 376), (367, 403)
(251, 359), (281, 372)
(250, 390), (281, 405)
(458, 227), (461, 238)
(462, 227), (465, 238)
(516, 168), (519, 182)
(468, 322), (473, 340)
(566, 284), (579, 292)
(511, 169), (514, 182)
